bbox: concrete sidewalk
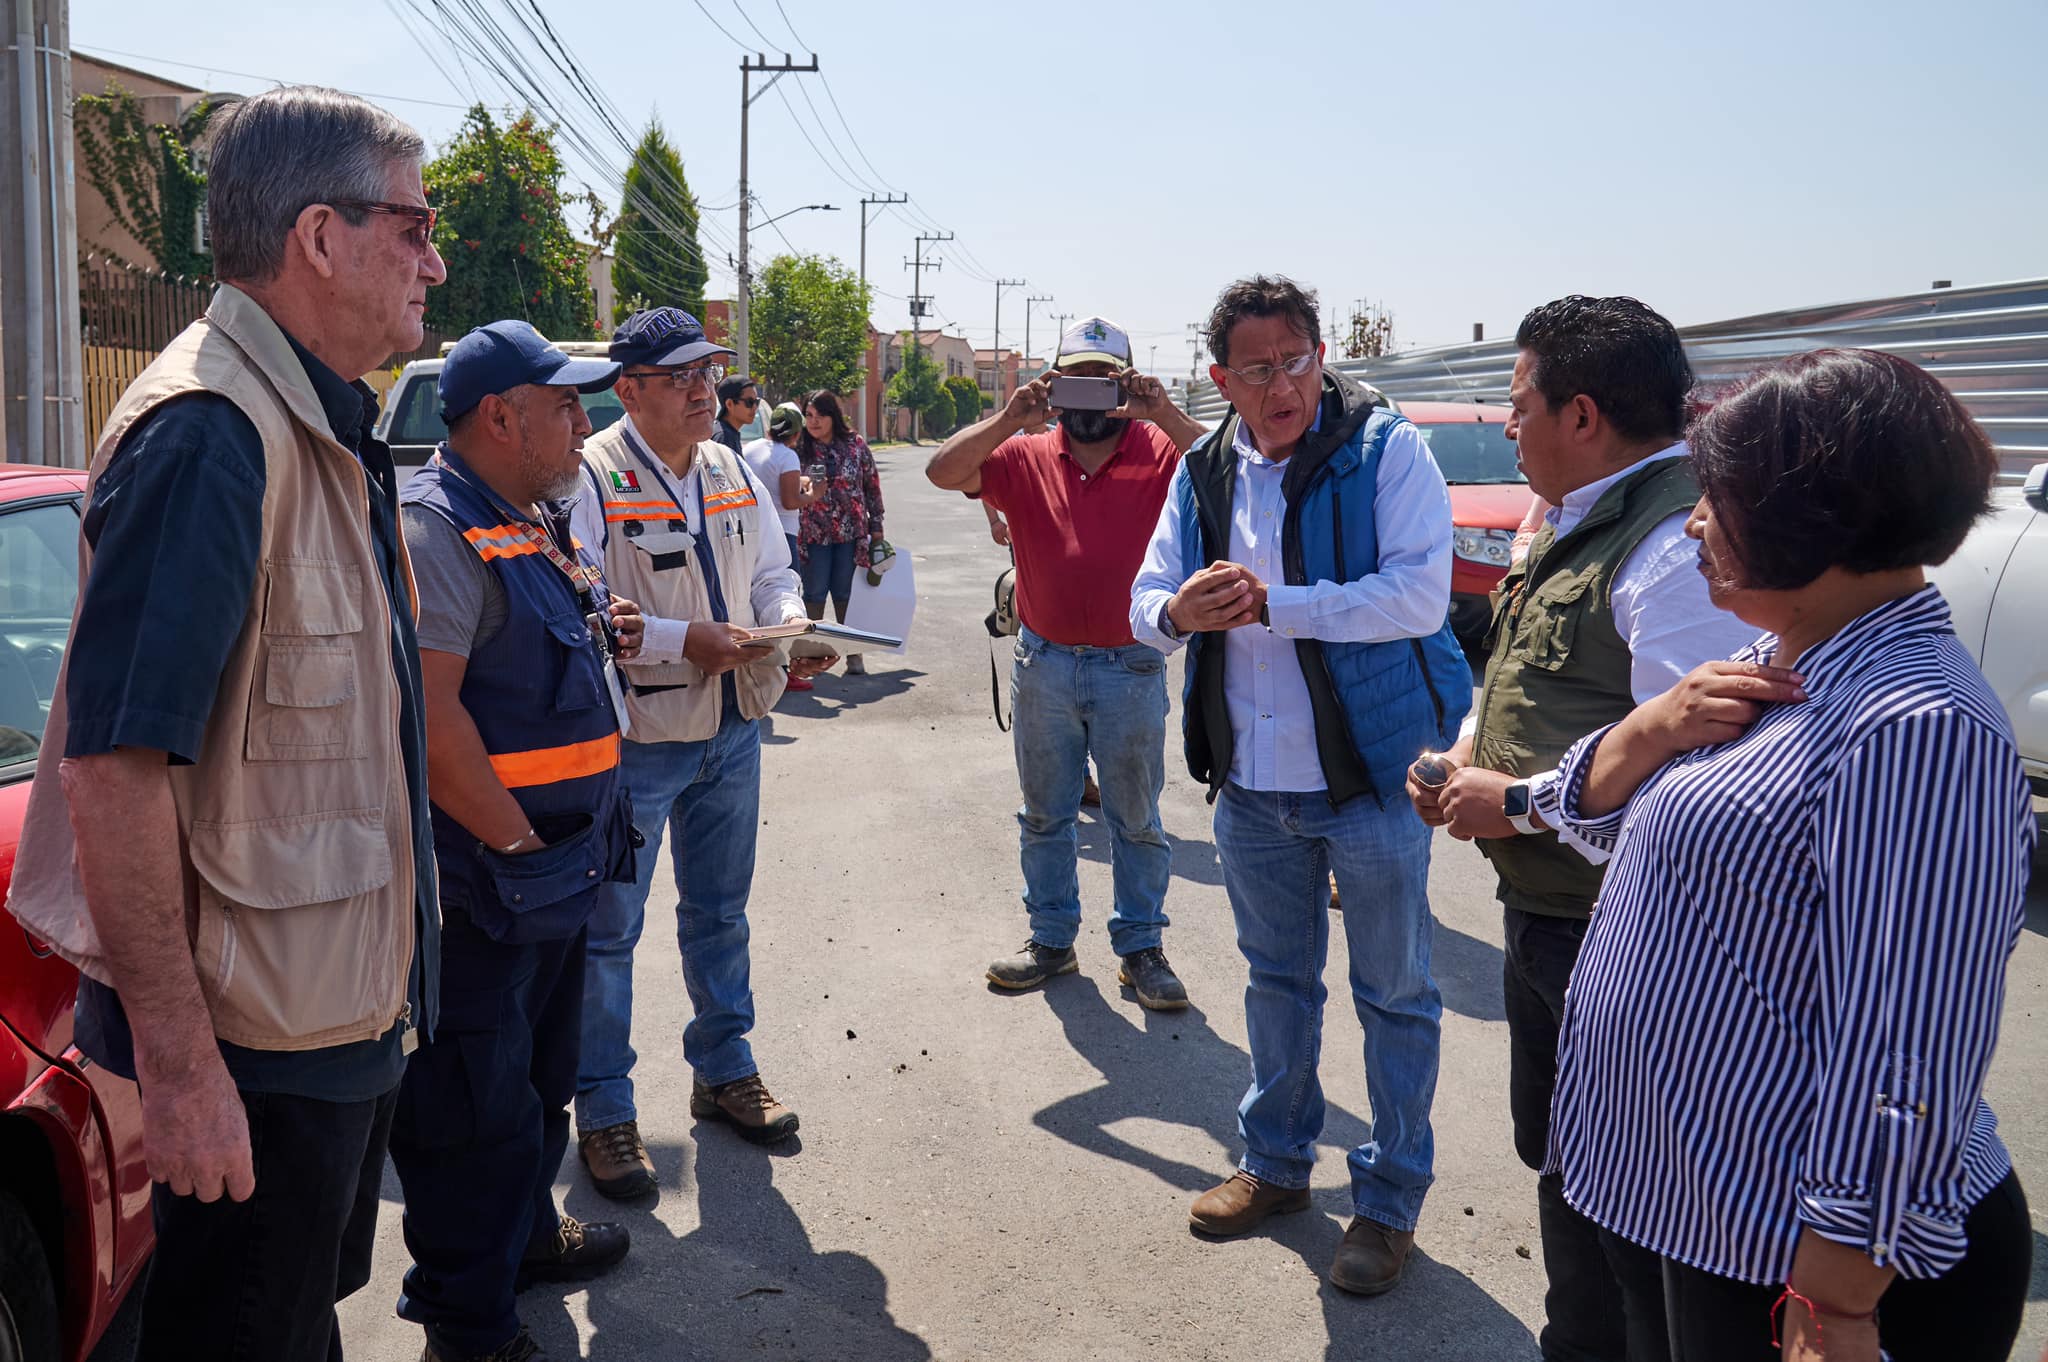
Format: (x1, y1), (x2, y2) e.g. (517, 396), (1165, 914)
(325, 442), (2047, 1361)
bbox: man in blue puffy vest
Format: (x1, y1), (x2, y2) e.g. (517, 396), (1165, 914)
(392, 321), (644, 1362)
(1130, 275), (1469, 1297)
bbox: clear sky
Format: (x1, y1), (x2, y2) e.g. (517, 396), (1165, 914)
(72, 0), (2048, 369)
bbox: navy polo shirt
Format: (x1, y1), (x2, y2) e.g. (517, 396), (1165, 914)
(69, 332), (438, 1103)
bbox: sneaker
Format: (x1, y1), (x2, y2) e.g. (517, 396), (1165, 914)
(844, 653), (866, 675)
(785, 671), (814, 692)
(986, 940), (1078, 991)
(1189, 1170), (1311, 1236)
(422, 1325), (549, 1362)
(1328, 1216), (1415, 1296)
(1117, 947), (1189, 1011)
(690, 1072), (800, 1144)
(515, 1213), (629, 1290)
(577, 1119), (656, 1200)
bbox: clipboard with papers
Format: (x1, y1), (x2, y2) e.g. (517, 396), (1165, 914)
(742, 618), (904, 656)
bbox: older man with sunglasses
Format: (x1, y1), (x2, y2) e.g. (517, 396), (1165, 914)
(1131, 275), (1469, 1297)
(567, 308), (827, 1198)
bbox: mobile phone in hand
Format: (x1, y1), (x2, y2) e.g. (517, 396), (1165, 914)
(1048, 375), (1121, 411)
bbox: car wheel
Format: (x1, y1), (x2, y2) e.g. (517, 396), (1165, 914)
(0, 1190), (59, 1362)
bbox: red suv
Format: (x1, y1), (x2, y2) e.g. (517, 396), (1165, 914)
(1398, 401), (1536, 648)
(0, 466), (152, 1361)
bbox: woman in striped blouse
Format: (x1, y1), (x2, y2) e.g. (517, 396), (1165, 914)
(1546, 350), (2034, 1361)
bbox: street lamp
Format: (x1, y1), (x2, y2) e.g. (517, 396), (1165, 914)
(738, 204), (840, 376)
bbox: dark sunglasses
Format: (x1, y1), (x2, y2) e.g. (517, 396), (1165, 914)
(328, 199), (438, 247)
(732, 396), (761, 408)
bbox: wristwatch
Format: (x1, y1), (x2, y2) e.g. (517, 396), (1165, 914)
(1503, 781), (1539, 836)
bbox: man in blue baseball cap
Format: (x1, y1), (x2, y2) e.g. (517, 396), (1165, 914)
(567, 306), (826, 1196)
(388, 319), (643, 1362)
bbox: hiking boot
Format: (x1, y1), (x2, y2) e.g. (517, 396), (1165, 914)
(844, 653), (866, 675)
(578, 1119), (656, 1200)
(1328, 1216), (1415, 1296)
(1118, 947), (1189, 1011)
(1329, 872), (1340, 911)
(784, 670), (814, 692)
(1189, 1170), (1311, 1236)
(691, 1072), (800, 1144)
(516, 1214), (629, 1290)
(1081, 772), (1101, 807)
(986, 940), (1078, 991)
(422, 1324), (549, 1362)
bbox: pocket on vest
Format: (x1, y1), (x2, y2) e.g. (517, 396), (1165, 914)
(247, 560), (367, 760)
(1510, 570), (1595, 673)
(545, 610), (609, 714)
(187, 807), (398, 1043)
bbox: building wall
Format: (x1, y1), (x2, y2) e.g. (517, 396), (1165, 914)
(70, 55), (219, 271)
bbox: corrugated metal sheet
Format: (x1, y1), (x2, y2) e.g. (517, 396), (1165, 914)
(1180, 279), (2048, 483)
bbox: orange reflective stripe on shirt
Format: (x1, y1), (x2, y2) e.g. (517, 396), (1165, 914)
(463, 523), (543, 562)
(488, 731), (622, 788)
(703, 487), (757, 514)
(604, 499), (683, 523)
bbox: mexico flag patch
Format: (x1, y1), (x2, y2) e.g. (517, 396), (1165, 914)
(608, 469), (641, 493)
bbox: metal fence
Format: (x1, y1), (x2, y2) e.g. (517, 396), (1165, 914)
(77, 253), (216, 443)
(1182, 279), (2048, 484)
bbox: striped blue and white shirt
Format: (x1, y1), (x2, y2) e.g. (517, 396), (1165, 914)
(1546, 585), (2034, 1283)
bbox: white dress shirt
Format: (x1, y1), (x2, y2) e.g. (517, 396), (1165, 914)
(1519, 442), (1762, 856)
(571, 415), (806, 664)
(1130, 415), (1454, 792)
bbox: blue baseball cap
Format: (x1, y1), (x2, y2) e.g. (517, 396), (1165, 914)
(438, 320), (621, 423)
(609, 307), (735, 369)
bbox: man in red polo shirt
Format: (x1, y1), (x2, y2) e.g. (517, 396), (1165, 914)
(927, 317), (1207, 1008)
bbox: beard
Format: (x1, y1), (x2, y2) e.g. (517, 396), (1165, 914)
(1059, 408), (1127, 444)
(521, 432), (585, 502)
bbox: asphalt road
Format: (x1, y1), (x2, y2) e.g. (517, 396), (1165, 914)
(102, 440), (2047, 1360)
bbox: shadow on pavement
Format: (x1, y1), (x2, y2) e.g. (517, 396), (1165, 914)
(1431, 918), (1507, 1024)
(761, 667), (925, 743)
(1029, 976), (1531, 1359)
(528, 1131), (930, 1361)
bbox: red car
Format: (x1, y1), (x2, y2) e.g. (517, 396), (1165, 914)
(0, 466), (152, 1361)
(1398, 401), (1536, 648)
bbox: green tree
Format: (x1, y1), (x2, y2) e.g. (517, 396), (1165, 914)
(425, 106), (596, 340)
(884, 337), (948, 441)
(944, 374), (982, 431)
(73, 83), (219, 276)
(611, 120), (707, 324)
(750, 253), (872, 404)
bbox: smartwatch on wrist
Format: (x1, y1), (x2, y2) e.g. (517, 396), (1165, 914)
(1503, 781), (1539, 835)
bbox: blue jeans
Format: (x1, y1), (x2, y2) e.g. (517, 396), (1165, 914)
(575, 706), (762, 1131)
(1212, 781), (1442, 1230)
(1011, 627), (1171, 957)
(800, 538), (856, 613)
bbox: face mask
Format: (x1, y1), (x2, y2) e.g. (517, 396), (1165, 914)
(1059, 409), (1126, 444)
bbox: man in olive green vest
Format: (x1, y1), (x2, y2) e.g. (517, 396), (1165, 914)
(1409, 296), (1756, 1362)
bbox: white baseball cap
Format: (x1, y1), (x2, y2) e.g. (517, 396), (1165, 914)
(1055, 316), (1131, 370)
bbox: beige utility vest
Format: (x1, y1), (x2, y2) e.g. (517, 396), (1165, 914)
(6, 284), (419, 1052)
(581, 426), (787, 743)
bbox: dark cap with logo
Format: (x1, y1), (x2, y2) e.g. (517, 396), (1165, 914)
(438, 320), (620, 423)
(609, 307), (737, 369)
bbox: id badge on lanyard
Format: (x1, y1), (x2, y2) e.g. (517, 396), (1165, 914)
(521, 517), (632, 736)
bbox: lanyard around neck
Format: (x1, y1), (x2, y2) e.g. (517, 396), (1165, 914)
(619, 425), (707, 532)
(432, 447), (602, 603)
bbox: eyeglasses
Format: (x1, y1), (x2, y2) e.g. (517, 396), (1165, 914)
(623, 364), (725, 390)
(1222, 352), (1318, 387)
(328, 199), (438, 248)
(733, 396), (761, 408)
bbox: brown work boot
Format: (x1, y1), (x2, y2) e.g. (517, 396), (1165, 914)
(690, 1072), (800, 1145)
(577, 1119), (656, 1200)
(1189, 1170), (1311, 1236)
(1328, 1216), (1415, 1295)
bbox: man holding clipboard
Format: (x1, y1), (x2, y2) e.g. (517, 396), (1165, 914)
(568, 307), (832, 1196)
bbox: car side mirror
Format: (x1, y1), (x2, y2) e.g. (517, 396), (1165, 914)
(2026, 462), (2048, 514)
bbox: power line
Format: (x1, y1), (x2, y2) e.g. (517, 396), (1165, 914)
(686, 0), (750, 48)
(72, 43), (477, 111)
(730, 0), (781, 49)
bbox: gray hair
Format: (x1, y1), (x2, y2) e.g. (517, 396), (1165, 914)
(206, 86), (426, 284)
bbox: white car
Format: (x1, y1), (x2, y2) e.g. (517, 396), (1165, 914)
(1929, 462), (2048, 813)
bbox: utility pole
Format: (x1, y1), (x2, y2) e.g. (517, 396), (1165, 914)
(2, 0), (83, 466)
(855, 191), (906, 436)
(1186, 322), (1205, 382)
(736, 52), (818, 380)
(1050, 312), (1074, 364)
(903, 231), (951, 442)
(991, 277), (1023, 402)
(1023, 294), (1052, 375)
